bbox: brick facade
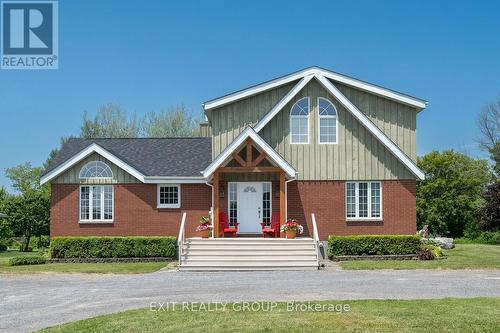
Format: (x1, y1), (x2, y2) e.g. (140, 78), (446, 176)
(50, 180), (416, 240)
(50, 183), (211, 238)
(287, 180), (417, 239)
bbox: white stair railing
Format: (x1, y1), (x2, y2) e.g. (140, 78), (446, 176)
(311, 213), (322, 268)
(177, 212), (187, 266)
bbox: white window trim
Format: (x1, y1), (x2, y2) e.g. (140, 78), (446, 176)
(345, 181), (383, 221)
(157, 184), (181, 209)
(317, 97), (338, 145)
(290, 97), (310, 144)
(262, 182), (272, 223)
(228, 182), (238, 225)
(79, 185), (114, 223)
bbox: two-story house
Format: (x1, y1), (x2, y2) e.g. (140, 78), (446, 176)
(41, 66), (426, 248)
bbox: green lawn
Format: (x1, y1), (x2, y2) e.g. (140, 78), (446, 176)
(0, 250), (169, 274)
(39, 298), (500, 333)
(339, 244), (500, 270)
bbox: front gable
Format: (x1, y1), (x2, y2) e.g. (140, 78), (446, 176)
(205, 68), (426, 181)
(50, 152), (141, 184)
(259, 78), (416, 180)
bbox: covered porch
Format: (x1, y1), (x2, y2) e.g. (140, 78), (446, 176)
(202, 128), (297, 238)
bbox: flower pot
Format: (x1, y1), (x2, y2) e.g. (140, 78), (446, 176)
(197, 229), (210, 238)
(285, 230), (297, 239)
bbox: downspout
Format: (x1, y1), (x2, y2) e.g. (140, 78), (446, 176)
(205, 180), (214, 238)
(284, 175), (297, 221)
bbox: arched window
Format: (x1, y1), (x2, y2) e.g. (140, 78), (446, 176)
(318, 97), (338, 144)
(290, 97), (310, 144)
(79, 161), (114, 222)
(79, 161), (113, 179)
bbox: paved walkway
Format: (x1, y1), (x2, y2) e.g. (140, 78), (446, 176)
(1, 269), (500, 332)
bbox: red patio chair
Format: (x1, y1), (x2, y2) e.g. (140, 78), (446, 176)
(219, 211), (239, 237)
(261, 212), (280, 238)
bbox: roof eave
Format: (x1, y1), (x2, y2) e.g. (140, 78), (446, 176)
(202, 66), (427, 112)
(40, 143), (147, 185)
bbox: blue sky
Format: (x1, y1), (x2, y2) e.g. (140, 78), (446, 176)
(0, 0), (499, 190)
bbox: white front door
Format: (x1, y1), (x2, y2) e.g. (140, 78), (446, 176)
(236, 182), (263, 234)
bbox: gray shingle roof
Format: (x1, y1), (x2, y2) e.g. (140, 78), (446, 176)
(43, 138), (212, 178)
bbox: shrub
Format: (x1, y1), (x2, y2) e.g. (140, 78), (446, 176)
(424, 244), (444, 258)
(463, 222), (481, 239)
(477, 231), (500, 245)
(455, 231), (500, 245)
(32, 236), (50, 249)
(49, 237), (177, 259)
(328, 235), (422, 257)
(417, 246), (436, 260)
(8, 239), (21, 250)
(18, 245), (33, 252)
(0, 242), (7, 252)
(8, 255), (46, 266)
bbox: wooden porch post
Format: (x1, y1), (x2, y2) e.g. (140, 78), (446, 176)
(279, 170), (285, 237)
(213, 172), (219, 238)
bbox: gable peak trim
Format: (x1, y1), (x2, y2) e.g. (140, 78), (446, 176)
(202, 127), (297, 179)
(40, 143), (146, 185)
(203, 66), (427, 111)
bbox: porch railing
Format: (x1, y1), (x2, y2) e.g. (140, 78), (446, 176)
(311, 213), (322, 268)
(177, 212), (187, 266)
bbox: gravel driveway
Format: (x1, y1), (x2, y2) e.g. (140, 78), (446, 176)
(1, 268), (500, 332)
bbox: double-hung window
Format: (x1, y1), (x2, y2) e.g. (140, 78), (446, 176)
(157, 185), (181, 208)
(346, 182), (382, 220)
(290, 97), (310, 144)
(80, 185), (113, 222)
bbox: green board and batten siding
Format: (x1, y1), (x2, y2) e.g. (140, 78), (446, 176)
(52, 153), (141, 184)
(210, 78), (418, 180)
(211, 82), (296, 159)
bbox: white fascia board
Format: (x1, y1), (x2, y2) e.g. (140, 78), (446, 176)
(143, 177), (206, 184)
(202, 127), (296, 179)
(317, 69), (427, 109)
(254, 74), (314, 133)
(315, 74), (426, 180)
(40, 143), (146, 185)
(203, 68), (316, 110)
(203, 67), (426, 111)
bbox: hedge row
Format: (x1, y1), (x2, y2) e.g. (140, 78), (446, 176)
(328, 235), (421, 257)
(9, 255), (46, 266)
(49, 237), (176, 259)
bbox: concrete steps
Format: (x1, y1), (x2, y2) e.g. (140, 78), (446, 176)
(179, 237), (319, 271)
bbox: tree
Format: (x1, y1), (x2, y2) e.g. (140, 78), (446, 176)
(477, 181), (500, 231)
(3, 192), (49, 251)
(43, 137), (72, 170)
(0, 187), (11, 239)
(490, 142), (500, 176)
(477, 96), (500, 176)
(417, 150), (491, 237)
(80, 104), (139, 138)
(4, 164), (50, 251)
(141, 105), (199, 137)
(5, 163), (45, 194)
